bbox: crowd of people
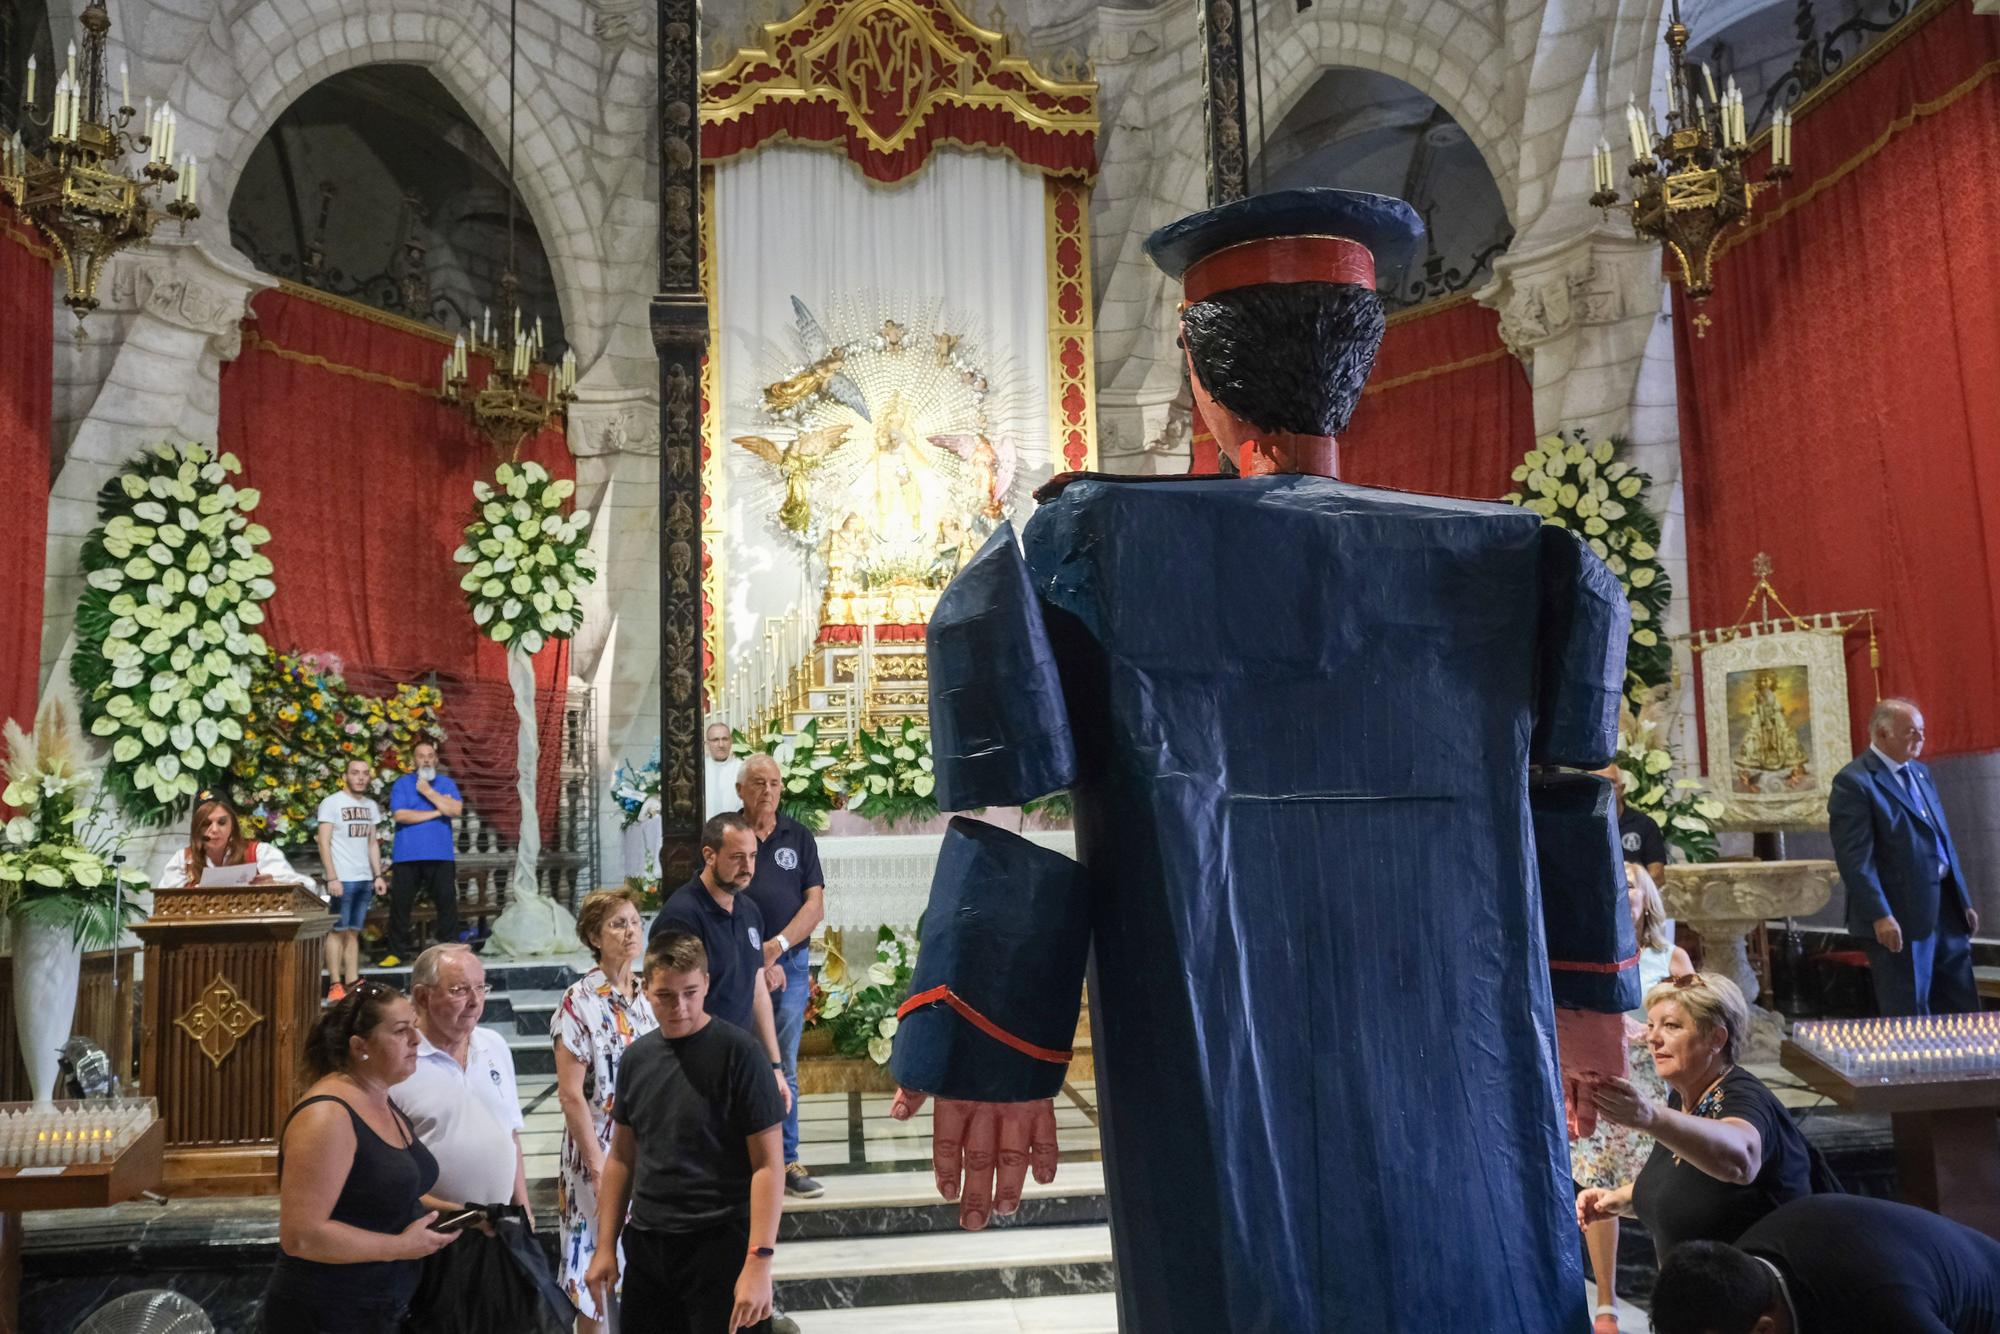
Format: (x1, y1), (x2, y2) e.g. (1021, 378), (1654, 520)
(233, 742), (828, 1334)
(158, 698), (2000, 1332)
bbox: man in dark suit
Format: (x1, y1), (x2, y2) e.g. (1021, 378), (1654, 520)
(1828, 698), (1981, 1016)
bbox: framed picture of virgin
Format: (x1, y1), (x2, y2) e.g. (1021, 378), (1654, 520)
(1698, 624), (1855, 830)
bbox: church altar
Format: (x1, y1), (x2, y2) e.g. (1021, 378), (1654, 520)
(818, 827), (1075, 931)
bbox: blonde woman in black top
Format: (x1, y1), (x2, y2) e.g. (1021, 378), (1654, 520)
(1577, 972), (1812, 1261)
(262, 982), (458, 1333)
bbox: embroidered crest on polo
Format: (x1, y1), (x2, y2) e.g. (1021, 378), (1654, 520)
(749, 927), (762, 950)
(489, 1068), (502, 1087)
(775, 847), (799, 870)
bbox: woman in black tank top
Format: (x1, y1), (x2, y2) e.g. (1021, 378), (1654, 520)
(261, 981), (458, 1334)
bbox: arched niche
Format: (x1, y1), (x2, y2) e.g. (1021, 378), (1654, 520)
(226, 63), (565, 350)
(1255, 66), (1512, 311)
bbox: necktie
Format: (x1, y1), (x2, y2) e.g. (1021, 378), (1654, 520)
(1901, 767), (1950, 877)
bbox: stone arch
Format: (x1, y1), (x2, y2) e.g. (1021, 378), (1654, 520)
(183, 1), (608, 357)
(1253, 6), (1522, 223)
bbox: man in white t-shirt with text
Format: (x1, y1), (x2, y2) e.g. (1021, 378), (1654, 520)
(315, 757), (385, 1003)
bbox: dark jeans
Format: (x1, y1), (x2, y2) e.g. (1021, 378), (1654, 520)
(619, 1220), (772, 1334)
(259, 1290), (406, 1334)
(387, 859), (458, 956)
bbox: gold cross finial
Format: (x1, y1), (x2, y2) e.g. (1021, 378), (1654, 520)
(1752, 552), (1773, 579)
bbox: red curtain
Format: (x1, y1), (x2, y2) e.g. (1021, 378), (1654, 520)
(1190, 295), (1532, 500)
(217, 288), (572, 839)
(1677, 0), (2000, 757)
(0, 207), (51, 743)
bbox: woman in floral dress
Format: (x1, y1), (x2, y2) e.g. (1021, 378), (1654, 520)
(552, 888), (656, 1332)
(1571, 864), (1691, 1334)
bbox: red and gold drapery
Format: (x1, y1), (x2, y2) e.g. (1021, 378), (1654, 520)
(1677, 0), (2000, 756)
(217, 286), (572, 838)
(701, 0), (1096, 184)
(0, 205), (52, 742)
(1190, 294), (1532, 501)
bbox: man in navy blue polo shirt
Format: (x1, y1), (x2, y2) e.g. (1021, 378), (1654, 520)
(736, 754), (828, 1198)
(651, 813), (790, 1118)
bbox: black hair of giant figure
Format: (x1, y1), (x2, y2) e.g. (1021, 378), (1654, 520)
(1179, 279), (1387, 439)
(1648, 1241), (1782, 1334)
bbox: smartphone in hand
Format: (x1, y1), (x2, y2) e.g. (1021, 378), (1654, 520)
(429, 1207), (486, 1233)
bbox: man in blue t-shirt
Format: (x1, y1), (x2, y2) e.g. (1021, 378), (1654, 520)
(384, 737), (465, 965)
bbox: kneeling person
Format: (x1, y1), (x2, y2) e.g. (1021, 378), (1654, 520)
(588, 931), (786, 1334)
(1651, 1194), (2000, 1334)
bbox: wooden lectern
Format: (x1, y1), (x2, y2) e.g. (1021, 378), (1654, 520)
(134, 884), (329, 1195)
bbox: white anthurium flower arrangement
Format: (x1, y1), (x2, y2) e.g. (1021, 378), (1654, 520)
(811, 925), (920, 1065)
(0, 686), (150, 946)
(70, 442), (272, 823)
(459, 458), (596, 958)
(454, 460), (597, 654)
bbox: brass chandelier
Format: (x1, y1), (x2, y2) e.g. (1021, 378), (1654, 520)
(0, 0), (198, 329)
(439, 0), (575, 453)
(1589, 0), (1795, 308)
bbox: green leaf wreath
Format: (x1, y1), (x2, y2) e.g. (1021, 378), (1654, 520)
(454, 459), (597, 653)
(1503, 429), (1672, 691)
(71, 442), (272, 823)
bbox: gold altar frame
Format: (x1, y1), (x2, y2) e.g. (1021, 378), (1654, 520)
(697, 0), (1100, 709)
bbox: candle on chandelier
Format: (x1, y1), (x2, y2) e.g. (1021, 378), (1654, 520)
(1625, 100), (1647, 162)
(66, 41), (76, 87)
(1701, 63), (1718, 106)
(23, 56), (33, 106)
(121, 62), (130, 111)
(164, 106), (176, 162)
(482, 306), (493, 346)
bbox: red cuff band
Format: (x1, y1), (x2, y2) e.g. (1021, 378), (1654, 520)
(896, 985), (1074, 1066)
(1547, 952), (1643, 974)
(1183, 235), (1377, 304)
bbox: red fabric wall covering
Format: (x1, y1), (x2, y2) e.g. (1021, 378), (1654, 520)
(217, 287), (572, 841)
(1677, 0), (2000, 758)
(0, 206), (52, 746)
(1188, 295), (1532, 501)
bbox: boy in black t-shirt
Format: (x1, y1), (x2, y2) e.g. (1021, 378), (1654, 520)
(588, 931), (787, 1334)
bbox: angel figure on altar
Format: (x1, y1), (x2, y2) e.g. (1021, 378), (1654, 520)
(930, 430), (1016, 520)
(765, 296), (872, 419)
(734, 424), (851, 533)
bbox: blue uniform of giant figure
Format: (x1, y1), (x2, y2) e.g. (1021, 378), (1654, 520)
(889, 190), (1638, 1332)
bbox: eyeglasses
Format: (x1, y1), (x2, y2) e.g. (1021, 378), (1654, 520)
(441, 983), (491, 1001)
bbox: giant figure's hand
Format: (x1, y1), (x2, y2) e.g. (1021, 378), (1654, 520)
(890, 1089), (1058, 1230)
(1554, 1008), (1627, 1140)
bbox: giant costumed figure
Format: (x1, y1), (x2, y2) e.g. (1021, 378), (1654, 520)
(887, 190), (1639, 1331)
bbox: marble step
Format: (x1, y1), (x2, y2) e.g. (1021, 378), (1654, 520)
(773, 1223), (1114, 1312)
(781, 1163), (1107, 1240)
(779, 1293), (1116, 1332)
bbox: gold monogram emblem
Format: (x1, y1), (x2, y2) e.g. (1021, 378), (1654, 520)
(175, 973), (266, 1069)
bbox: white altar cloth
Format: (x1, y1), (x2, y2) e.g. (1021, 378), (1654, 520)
(817, 829), (1076, 930)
